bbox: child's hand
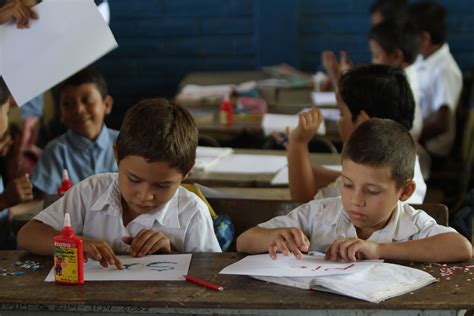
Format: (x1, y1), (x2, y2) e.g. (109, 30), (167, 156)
(82, 238), (123, 269)
(0, 0), (38, 28)
(1, 173), (33, 207)
(339, 51), (353, 73)
(129, 229), (171, 257)
(325, 237), (380, 262)
(269, 227), (310, 260)
(289, 108), (323, 145)
(321, 50), (341, 85)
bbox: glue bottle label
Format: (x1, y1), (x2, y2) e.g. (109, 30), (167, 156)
(54, 243), (79, 283)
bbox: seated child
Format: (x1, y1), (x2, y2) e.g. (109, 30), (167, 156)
(409, 1), (462, 159)
(0, 77), (33, 249)
(369, 19), (423, 141)
(31, 67), (118, 195)
(288, 64), (426, 204)
(17, 98), (222, 268)
(238, 118), (472, 263)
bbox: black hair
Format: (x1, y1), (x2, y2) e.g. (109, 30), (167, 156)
(409, 1), (447, 45)
(0, 77), (10, 106)
(370, 0), (408, 22)
(57, 67), (108, 99)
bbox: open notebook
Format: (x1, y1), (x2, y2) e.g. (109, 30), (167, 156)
(221, 253), (436, 303)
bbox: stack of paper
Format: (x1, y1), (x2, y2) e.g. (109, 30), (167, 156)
(194, 146), (234, 171)
(205, 154), (287, 174)
(271, 165), (342, 185)
(311, 92), (337, 107)
(221, 253), (436, 303)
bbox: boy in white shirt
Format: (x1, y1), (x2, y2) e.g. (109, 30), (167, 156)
(237, 119), (472, 263)
(288, 65), (426, 203)
(18, 99), (221, 269)
(409, 2), (462, 159)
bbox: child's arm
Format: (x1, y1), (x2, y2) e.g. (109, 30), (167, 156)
(420, 106), (450, 143)
(0, 174), (33, 209)
(236, 226), (310, 260)
(288, 108), (340, 201)
(326, 233), (472, 263)
(17, 219), (123, 269)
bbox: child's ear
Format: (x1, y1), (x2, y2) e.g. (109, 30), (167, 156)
(394, 48), (404, 64)
(183, 161), (196, 180)
(355, 110), (370, 125)
(399, 180), (416, 202)
(104, 95), (113, 115)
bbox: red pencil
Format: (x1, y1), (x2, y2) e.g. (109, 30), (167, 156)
(184, 275), (223, 291)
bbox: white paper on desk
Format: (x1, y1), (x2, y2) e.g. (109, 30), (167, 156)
(0, 0), (118, 106)
(254, 262), (436, 303)
(320, 108), (340, 122)
(195, 146), (234, 171)
(262, 113), (326, 136)
(311, 92), (337, 106)
(220, 252), (381, 277)
(206, 154), (287, 174)
(271, 165), (342, 185)
(45, 254), (191, 282)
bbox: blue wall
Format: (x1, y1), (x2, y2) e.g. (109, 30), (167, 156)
(96, 0), (474, 128)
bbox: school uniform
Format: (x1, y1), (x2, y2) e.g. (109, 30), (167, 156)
(314, 157), (426, 203)
(31, 125), (118, 194)
(258, 197), (455, 253)
(405, 64), (423, 141)
(34, 173), (222, 253)
(414, 43), (462, 156)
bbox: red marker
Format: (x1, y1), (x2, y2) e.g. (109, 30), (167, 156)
(184, 275), (223, 291)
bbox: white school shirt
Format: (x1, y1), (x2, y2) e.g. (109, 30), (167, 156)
(34, 173), (222, 253)
(314, 156), (426, 203)
(405, 64), (423, 141)
(258, 197), (456, 253)
(414, 44), (462, 156)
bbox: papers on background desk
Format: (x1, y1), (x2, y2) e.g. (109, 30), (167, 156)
(206, 154), (287, 174)
(311, 92), (337, 106)
(271, 165), (342, 185)
(0, 0), (117, 106)
(220, 252), (381, 277)
(195, 146), (234, 171)
(176, 81), (257, 102)
(45, 254), (191, 282)
(262, 113), (326, 136)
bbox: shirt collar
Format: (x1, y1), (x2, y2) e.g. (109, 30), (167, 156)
(90, 180), (181, 229)
(418, 43), (450, 67)
(67, 124), (110, 151)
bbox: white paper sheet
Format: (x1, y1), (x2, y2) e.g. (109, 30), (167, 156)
(0, 0), (118, 106)
(45, 254), (191, 282)
(262, 113), (326, 136)
(220, 252), (381, 277)
(311, 92), (337, 106)
(195, 146), (234, 171)
(320, 108), (340, 122)
(271, 165), (342, 185)
(206, 154), (287, 174)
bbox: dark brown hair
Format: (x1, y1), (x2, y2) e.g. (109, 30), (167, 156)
(57, 67), (108, 99)
(116, 98), (198, 175)
(0, 77), (10, 106)
(342, 118), (416, 188)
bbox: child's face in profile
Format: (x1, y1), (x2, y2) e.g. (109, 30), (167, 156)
(336, 91), (357, 142)
(369, 39), (398, 66)
(340, 159), (405, 239)
(117, 155), (184, 220)
(60, 83), (112, 140)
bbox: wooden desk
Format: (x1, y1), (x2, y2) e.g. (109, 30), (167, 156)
(209, 187), (292, 200)
(1, 251), (473, 315)
(186, 149), (340, 187)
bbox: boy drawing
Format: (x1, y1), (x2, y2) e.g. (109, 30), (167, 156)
(238, 119), (472, 263)
(288, 65), (426, 203)
(31, 67), (118, 195)
(18, 99), (222, 268)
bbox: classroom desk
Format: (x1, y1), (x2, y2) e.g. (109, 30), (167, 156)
(209, 186), (292, 200)
(1, 251), (473, 315)
(186, 149), (340, 187)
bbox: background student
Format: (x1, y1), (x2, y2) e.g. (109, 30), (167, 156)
(0, 77), (33, 249)
(18, 98), (221, 268)
(288, 65), (426, 204)
(238, 119), (472, 263)
(409, 1), (462, 163)
(30, 67), (117, 195)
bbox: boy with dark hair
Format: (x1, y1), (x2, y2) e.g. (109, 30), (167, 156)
(18, 98), (221, 269)
(409, 1), (462, 159)
(369, 0), (408, 25)
(288, 65), (426, 204)
(238, 118), (472, 263)
(0, 77), (33, 249)
(368, 19), (423, 140)
(31, 67), (118, 195)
